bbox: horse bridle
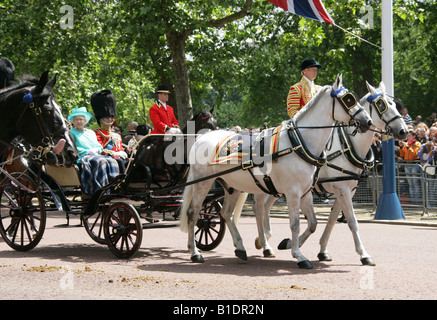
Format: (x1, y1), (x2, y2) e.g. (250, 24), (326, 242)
(366, 93), (402, 134)
(330, 87), (365, 129)
(15, 91), (60, 161)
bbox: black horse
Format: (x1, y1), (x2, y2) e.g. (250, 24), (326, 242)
(123, 108), (217, 190)
(0, 71), (78, 168)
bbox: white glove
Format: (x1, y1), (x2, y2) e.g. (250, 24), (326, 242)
(167, 127), (181, 134)
(113, 151), (128, 159)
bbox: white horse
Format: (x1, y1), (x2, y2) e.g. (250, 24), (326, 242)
(252, 81), (408, 265)
(180, 74), (373, 269)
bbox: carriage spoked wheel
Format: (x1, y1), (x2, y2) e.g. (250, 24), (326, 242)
(81, 209), (106, 245)
(0, 173), (46, 251)
(103, 202), (143, 259)
(195, 200), (225, 251)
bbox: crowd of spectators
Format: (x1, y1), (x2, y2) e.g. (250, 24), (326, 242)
(394, 108), (437, 205)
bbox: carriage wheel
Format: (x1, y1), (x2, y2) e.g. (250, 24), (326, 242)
(103, 202), (142, 259)
(195, 200), (225, 251)
(81, 209), (106, 245)
(0, 173), (46, 251)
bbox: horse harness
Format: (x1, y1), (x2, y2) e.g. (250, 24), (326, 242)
(153, 87), (364, 197)
(313, 92), (397, 198)
(239, 87), (365, 197)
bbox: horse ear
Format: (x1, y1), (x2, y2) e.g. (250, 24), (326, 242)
(210, 106), (214, 114)
(378, 81), (386, 93)
(366, 81), (375, 94)
(46, 72), (58, 91)
(36, 70), (50, 92)
(334, 74), (342, 88)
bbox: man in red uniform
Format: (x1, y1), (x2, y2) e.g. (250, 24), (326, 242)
(286, 58), (322, 118)
(149, 85), (179, 134)
(90, 89), (127, 172)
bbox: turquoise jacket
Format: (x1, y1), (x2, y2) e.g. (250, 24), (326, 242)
(70, 128), (103, 163)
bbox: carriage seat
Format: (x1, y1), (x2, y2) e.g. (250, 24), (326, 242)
(44, 164), (81, 187)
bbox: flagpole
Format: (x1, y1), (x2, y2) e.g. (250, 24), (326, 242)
(332, 23), (382, 49)
(374, 0), (405, 220)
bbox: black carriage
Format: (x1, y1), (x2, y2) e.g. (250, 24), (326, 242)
(0, 133), (226, 259)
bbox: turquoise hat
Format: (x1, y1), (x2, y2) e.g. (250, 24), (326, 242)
(68, 107), (93, 124)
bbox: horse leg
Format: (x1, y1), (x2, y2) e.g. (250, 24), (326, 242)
(318, 199), (342, 262)
(298, 192), (317, 247)
(253, 194), (276, 258)
(277, 192), (318, 251)
(285, 195), (312, 269)
(339, 191), (375, 266)
(186, 180), (215, 263)
(221, 191), (247, 260)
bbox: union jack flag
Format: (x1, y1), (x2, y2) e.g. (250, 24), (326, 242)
(267, 0), (334, 24)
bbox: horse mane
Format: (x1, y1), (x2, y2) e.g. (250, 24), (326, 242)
(294, 85), (330, 122)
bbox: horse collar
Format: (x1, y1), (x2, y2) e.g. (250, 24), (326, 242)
(337, 126), (374, 169)
(287, 120), (327, 168)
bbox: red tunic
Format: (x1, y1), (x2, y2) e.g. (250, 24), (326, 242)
(93, 129), (124, 156)
(149, 102), (179, 134)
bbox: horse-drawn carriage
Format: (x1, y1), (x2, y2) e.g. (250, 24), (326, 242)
(1, 71), (408, 269)
(0, 71), (225, 259)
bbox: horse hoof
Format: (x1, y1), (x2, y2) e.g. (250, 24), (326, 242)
(255, 237), (262, 250)
(297, 260), (313, 269)
(263, 249), (276, 258)
(191, 254), (205, 263)
(361, 257), (376, 266)
(317, 252), (332, 261)
(277, 238), (291, 250)
(235, 249), (248, 261)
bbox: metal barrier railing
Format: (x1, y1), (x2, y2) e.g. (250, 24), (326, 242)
(314, 161), (437, 216)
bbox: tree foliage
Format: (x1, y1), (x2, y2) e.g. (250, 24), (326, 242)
(0, 0), (435, 132)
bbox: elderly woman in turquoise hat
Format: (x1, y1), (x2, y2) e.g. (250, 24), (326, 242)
(68, 107), (103, 161)
(68, 107), (120, 196)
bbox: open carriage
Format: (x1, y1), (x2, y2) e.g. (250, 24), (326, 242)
(0, 132), (227, 259)
(0, 71), (226, 259)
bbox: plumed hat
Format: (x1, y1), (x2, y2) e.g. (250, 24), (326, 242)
(0, 57), (15, 89)
(90, 89), (117, 123)
(155, 85), (171, 94)
(300, 58), (322, 71)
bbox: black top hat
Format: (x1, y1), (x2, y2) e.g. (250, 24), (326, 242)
(0, 57), (15, 89)
(90, 89), (117, 123)
(300, 58), (322, 71)
(136, 124), (150, 136)
(155, 85), (171, 94)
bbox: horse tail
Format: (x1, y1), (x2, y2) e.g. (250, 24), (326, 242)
(232, 192), (248, 225)
(179, 184), (193, 233)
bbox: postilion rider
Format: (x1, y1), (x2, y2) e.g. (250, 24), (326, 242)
(286, 58), (322, 118)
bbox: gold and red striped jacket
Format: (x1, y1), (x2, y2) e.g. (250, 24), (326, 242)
(286, 77), (321, 118)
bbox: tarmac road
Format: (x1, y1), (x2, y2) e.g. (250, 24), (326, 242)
(1, 210), (436, 303)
